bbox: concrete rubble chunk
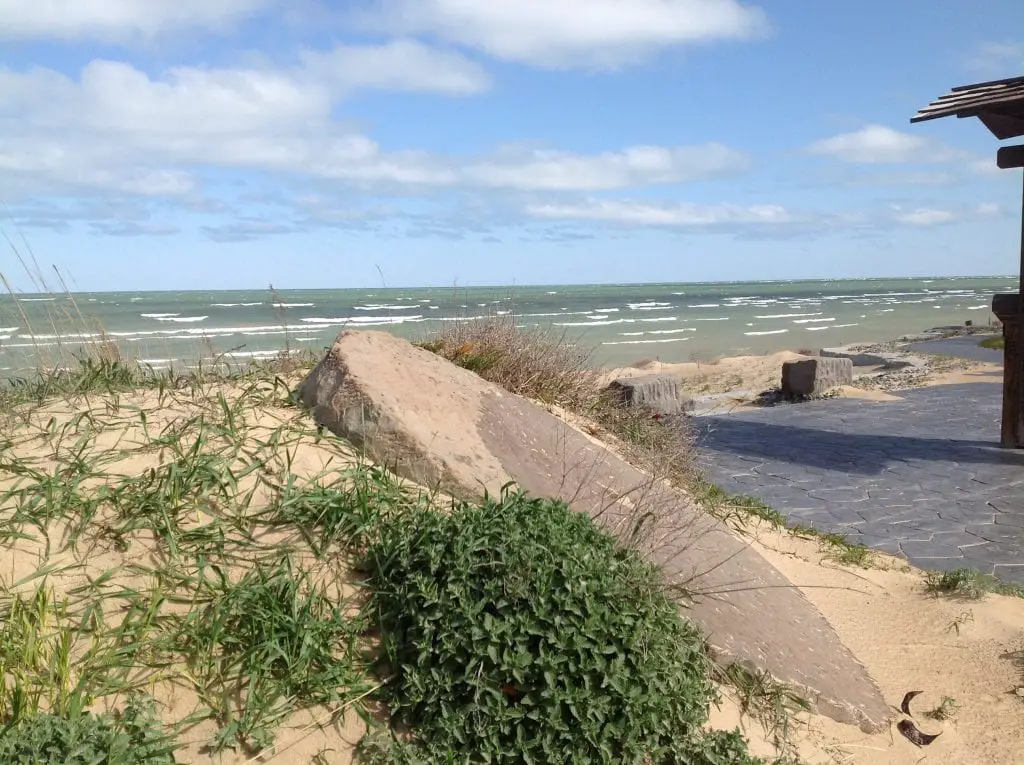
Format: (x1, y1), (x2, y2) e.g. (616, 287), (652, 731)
(782, 357), (853, 397)
(605, 373), (692, 415)
(819, 347), (889, 367)
(299, 330), (892, 733)
(820, 346), (927, 370)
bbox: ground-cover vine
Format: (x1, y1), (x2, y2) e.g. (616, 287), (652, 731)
(357, 488), (766, 764)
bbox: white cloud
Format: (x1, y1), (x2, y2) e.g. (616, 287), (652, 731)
(529, 198), (999, 233)
(805, 125), (966, 165)
(526, 199), (795, 227)
(889, 203), (1002, 227)
(300, 40), (491, 96)
(964, 42), (1024, 76)
(359, 0), (768, 69)
(890, 207), (956, 226)
(0, 0), (272, 41)
(0, 58), (745, 202)
(462, 144), (748, 190)
(202, 219), (302, 242)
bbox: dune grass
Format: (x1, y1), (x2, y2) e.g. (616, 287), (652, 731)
(925, 567), (1024, 600)
(0, 364), (381, 757)
(418, 314), (699, 486)
(0, 246), (781, 763)
(0, 355), (779, 763)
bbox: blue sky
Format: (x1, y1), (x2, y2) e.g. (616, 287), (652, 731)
(2, 0), (1024, 291)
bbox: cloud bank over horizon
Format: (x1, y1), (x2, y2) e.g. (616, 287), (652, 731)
(1, 0), (1021, 290)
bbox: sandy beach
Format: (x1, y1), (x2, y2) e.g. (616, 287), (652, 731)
(0, 320), (1018, 764)
(2, 357), (1021, 764)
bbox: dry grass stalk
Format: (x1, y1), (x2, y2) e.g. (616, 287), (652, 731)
(419, 314), (597, 410)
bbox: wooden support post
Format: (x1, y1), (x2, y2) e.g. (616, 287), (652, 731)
(993, 294), (1023, 447)
(991, 168), (1024, 447)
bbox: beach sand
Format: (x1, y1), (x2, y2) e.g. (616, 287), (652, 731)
(711, 523), (1024, 765)
(600, 348), (1003, 406)
(1, 361), (1020, 764)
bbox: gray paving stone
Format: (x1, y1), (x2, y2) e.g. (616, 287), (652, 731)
(900, 540), (971, 560)
(695, 382), (1024, 582)
(965, 545), (1024, 565)
(923, 557), (983, 575)
(965, 525), (1024, 544)
(929, 530), (990, 548)
(865, 540), (906, 556)
(992, 564), (1024, 584)
(995, 514), (1024, 528)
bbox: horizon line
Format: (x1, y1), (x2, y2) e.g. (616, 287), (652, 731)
(0, 273), (1018, 297)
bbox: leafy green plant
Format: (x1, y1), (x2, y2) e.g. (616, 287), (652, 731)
(675, 729), (796, 765)
(360, 488), (758, 764)
(0, 695), (177, 765)
(979, 336), (1004, 350)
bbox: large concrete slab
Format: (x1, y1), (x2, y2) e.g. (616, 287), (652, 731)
(299, 331), (891, 732)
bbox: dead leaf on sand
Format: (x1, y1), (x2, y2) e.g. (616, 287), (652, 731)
(897, 719), (942, 747)
(900, 690), (923, 716)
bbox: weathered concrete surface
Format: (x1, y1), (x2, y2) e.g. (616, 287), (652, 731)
(605, 373), (691, 415)
(300, 331), (891, 732)
(820, 346), (927, 370)
(820, 346), (889, 367)
(782, 357), (853, 397)
(906, 335), (1004, 364)
(695, 381), (1024, 582)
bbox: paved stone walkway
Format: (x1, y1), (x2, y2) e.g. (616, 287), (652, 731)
(695, 382), (1024, 583)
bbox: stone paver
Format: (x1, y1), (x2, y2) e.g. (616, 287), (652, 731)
(695, 383), (1024, 582)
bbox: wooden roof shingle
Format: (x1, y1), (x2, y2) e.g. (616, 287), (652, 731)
(911, 75), (1024, 139)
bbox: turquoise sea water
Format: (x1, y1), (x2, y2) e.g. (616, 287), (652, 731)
(0, 276), (1017, 374)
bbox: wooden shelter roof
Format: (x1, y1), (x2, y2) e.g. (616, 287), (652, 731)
(911, 75), (1024, 139)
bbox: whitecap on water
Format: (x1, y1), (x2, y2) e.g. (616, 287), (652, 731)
(554, 319), (631, 327)
(755, 312), (821, 319)
(603, 337), (690, 346)
(300, 315), (424, 326)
